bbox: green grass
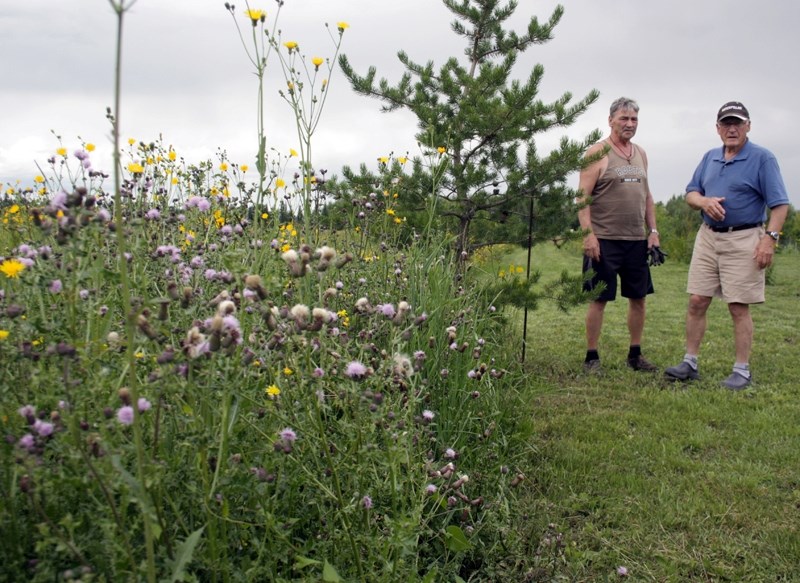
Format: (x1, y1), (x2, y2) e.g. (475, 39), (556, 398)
(484, 243), (800, 581)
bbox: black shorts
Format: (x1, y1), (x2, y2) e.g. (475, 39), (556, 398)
(582, 239), (654, 301)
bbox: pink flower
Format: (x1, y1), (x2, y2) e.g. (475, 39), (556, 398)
(17, 434), (35, 449)
(425, 484), (438, 495)
(344, 360), (367, 379)
(34, 420), (54, 437)
(361, 495), (373, 509)
(117, 406), (134, 425)
(49, 279), (63, 294)
(422, 410), (435, 422)
(279, 428), (297, 443)
(137, 398), (152, 412)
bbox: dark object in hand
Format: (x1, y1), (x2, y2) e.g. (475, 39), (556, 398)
(648, 246), (668, 267)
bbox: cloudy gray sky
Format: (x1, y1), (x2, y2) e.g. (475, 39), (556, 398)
(2, 0), (799, 205)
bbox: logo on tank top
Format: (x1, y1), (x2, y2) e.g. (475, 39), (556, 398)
(615, 164), (645, 183)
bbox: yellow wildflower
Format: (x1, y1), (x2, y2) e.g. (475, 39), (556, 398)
(9, 204), (19, 214)
(169, 150), (177, 161)
(284, 41), (298, 50)
(0, 259), (26, 278)
(289, 148), (299, 157)
(266, 384), (281, 397)
(245, 8), (264, 23)
(283, 367), (293, 376)
(171, 177), (178, 185)
(398, 156), (407, 164)
(219, 162), (228, 172)
(0, 330), (8, 340)
(437, 146), (447, 154)
(56, 147), (67, 157)
(276, 178), (286, 188)
(386, 209), (395, 216)
(128, 138), (136, 146)
(34, 175), (45, 184)
(261, 212), (269, 219)
(86, 143), (96, 152)
(337, 22), (350, 31)
(128, 162), (144, 174)
(378, 156), (389, 164)
(394, 217), (402, 224)
(241, 164), (249, 172)
(312, 56), (324, 68)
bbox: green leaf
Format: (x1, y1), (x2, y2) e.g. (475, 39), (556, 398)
(168, 527), (204, 582)
(292, 555), (321, 571)
(322, 560), (343, 582)
(444, 525), (471, 552)
(421, 568), (438, 583)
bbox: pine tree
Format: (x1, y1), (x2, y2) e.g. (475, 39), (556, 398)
(339, 0), (601, 257)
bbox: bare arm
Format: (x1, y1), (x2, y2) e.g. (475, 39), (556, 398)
(640, 148), (659, 249)
(577, 143), (607, 261)
(687, 190), (726, 222)
(754, 203), (789, 269)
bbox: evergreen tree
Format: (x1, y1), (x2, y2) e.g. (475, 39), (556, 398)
(339, 0), (601, 257)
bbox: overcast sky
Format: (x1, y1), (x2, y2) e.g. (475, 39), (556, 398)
(2, 0), (799, 206)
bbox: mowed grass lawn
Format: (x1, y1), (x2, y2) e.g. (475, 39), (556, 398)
(481, 243), (800, 581)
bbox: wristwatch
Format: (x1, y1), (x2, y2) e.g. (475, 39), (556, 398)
(649, 228), (659, 235)
(765, 231), (780, 242)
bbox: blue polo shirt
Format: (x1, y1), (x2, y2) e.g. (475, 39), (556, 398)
(686, 139), (789, 228)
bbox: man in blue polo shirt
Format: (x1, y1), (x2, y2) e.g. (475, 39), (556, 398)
(665, 101), (789, 390)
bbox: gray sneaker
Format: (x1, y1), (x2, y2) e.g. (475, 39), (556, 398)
(721, 372), (752, 391)
(664, 361), (700, 382)
(583, 359), (601, 374)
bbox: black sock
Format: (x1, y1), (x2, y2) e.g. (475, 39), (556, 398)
(628, 345), (641, 359)
(585, 350), (599, 363)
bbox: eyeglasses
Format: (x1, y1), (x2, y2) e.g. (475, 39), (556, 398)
(718, 118), (748, 128)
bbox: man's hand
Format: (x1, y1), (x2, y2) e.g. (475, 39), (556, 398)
(702, 196), (726, 222)
(647, 231), (660, 250)
(648, 246), (668, 267)
(583, 232), (600, 261)
(754, 235), (776, 269)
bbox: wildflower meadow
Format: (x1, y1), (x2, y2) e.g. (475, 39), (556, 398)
(0, 2), (533, 581)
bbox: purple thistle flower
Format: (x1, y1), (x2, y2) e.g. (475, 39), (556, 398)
(79, 289), (90, 300)
(377, 303), (396, 318)
(344, 360), (368, 379)
(361, 495), (373, 509)
(137, 398), (152, 412)
(97, 209), (112, 222)
(74, 149), (90, 161)
(313, 367), (325, 378)
(422, 410), (435, 422)
(145, 208), (161, 220)
(117, 406), (134, 425)
(18, 405), (36, 419)
(444, 448), (457, 459)
(33, 420), (54, 437)
(425, 484), (438, 495)
(49, 279), (63, 294)
(17, 434), (35, 449)
(617, 566), (629, 577)
(279, 428), (297, 443)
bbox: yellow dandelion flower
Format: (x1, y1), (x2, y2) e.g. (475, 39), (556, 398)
(9, 204), (19, 214)
(498, 270), (506, 278)
(241, 164), (249, 172)
(378, 156), (389, 164)
(86, 143), (96, 152)
(281, 243), (291, 253)
(283, 367), (293, 376)
(0, 259), (26, 278)
(290, 228), (297, 237)
(128, 138), (136, 146)
(437, 146), (447, 154)
(289, 148), (299, 157)
(34, 175), (45, 184)
(146, 156), (154, 165)
(284, 41), (298, 50)
(266, 384), (281, 397)
(135, 351), (145, 359)
(171, 177), (178, 185)
(128, 162), (144, 174)
(56, 210), (64, 218)
(5, 188), (14, 195)
(169, 150), (177, 161)
(287, 81), (295, 91)
(337, 21), (350, 30)
(516, 266), (524, 273)
(0, 330), (9, 341)
(56, 147), (67, 157)
(245, 8), (264, 22)
(261, 212), (269, 219)
(394, 217), (402, 224)
(386, 209), (395, 216)
(393, 193), (399, 199)
(312, 56), (324, 67)
(398, 156), (407, 164)
(219, 162), (228, 172)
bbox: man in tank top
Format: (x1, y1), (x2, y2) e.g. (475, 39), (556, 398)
(577, 97), (660, 373)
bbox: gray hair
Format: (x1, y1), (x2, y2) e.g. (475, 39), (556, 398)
(609, 97), (639, 117)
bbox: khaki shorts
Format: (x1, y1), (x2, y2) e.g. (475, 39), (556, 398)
(687, 224), (765, 304)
